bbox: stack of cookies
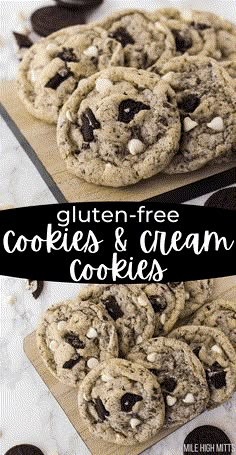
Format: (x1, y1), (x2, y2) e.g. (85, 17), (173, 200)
(36, 280), (236, 446)
(17, 8), (236, 187)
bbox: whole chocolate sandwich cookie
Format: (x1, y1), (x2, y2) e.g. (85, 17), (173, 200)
(17, 25), (124, 123)
(36, 299), (118, 387)
(134, 282), (185, 336)
(191, 299), (236, 350)
(169, 325), (236, 407)
(57, 67), (181, 187)
(76, 284), (155, 357)
(182, 279), (214, 319)
(127, 337), (209, 427)
(78, 358), (165, 445)
(98, 9), (175, 71)
(160, 56), (236, 174)
(5, 445), (44, 455)
(30, 5), (86, 37)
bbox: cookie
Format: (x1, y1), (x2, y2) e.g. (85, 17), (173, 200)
(57, 67), (181, 187)
(99, 9), (175, 70)
(135, 282), (185, 336)
(77, 358), (165, 445)
(30, 5), (86, 37)
(182, 279), (214, 319)
(191, 299), (236, 349)
(36, 299), (118, 387)
(127, 337), (209, 427)
(169, 325), (236, 407)
(5, 445), (44, 455)
(160, 56), (236, 173)
(204, 188), (236, 210)
(17, 25), (124, 123)
(76, 284), (155, 357)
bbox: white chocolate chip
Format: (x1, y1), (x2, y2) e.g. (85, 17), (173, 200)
(161, 72), (174, 83)
(184, 117), (198, 132)
(181, 10), (193, 21)
(49, 340), (58, 352)
(183, 393), (195, 404)
(57, 320), (67, 331)
(137, 295), (148, 306)
(66, 110), (76, 122)
(128, 139), (145, 155)
(30, 70), (37, 83)
(86, 327), (98, 339)
(166, 395), (177, 407)
(207, 117), (224, 131)
(83, 393), (89, 401)
(101, 374), (113, 382)
(46, 42), (58, 54)
(87, 357), (99, 369)
(147, 352), (157, 362)
(136, 335), (143, 345)
(160, 313), (166, 325)
(185, 292), (190, 300)
(211, 344), (223, 355)
(155, 22), (167, 33)
(83, 45), (98, 58)
(6, 295), (17, 305)
(95, 78), (113, 94)
(130, 418), (141, 429)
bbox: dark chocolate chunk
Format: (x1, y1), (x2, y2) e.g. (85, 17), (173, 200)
(162, 377), (177, 393)
(64, 332), (85, 349)
(81, 108), (101, 142)
(108, 27), (135, 47)
(121, 393), (143, 412)
(178, 94), (200, 113)
(205, 362), (227, 390)
(13, 32), (33, 49)
(172, 29), (193, 53)
(148, 295), (167, 313)
(45, 68), (73, 89)
(94, 398), (110, 421)
(5, 444), (45, 455)
(102, 296), (124, 321)
(63, 354), (80, 369)
(27, 280), (44, 299)
(204, 188), (236, 210)
(56, 47), (78, 62)
(118, 99), (150, 123)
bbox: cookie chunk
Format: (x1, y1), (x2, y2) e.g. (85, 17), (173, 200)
(99, 9), (175, 70)
(169, 325), (236, 407)
(191, 299), (236, 350)
(57, 67), (181, 187)
(78, 358), (165, 445)
(127, 337), (209, 427)
(135, 282), (185, 336)
(182, 279), (214, 319)
(160, 56), (236, 173)
(77, 284), (155, 357)
(36, 299), (118, 387)
(17, 25), (124, 123)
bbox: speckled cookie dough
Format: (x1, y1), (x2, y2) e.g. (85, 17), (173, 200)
(135, 282), (185, 336)
(36, 299), (119, 387)
(191, 299), (236, 350)
(76, 284), (155, 357)
(17, 25), (124, 123)
(181, 279), (214, 319)
(160, 56), (236, 174)
(169, 325), (236, 407)
(57, 66), (181, 187)
(127, 337), (209, 427)
(78, 358), (165, 445)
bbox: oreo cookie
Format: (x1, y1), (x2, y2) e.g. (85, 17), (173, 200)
(56, 0), (103, 7)
(30, 5), (86, 37)
(183, 425), (232, 454)
(5, 444), (44, 455)
(204, 187), (236, 210)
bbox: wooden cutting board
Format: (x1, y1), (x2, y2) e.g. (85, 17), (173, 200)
(23, 277), (236, 455)
(0, 80), (235, 203)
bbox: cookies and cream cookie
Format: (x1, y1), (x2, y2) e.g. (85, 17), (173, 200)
(182, 279), (214, 318)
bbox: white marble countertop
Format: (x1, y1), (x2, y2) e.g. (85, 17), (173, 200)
(0, 1), (236, 455)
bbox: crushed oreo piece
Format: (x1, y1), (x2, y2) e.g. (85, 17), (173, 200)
(178, 94), (200, 113)
(118, 99), (150, 123)
(121, 393), (143, 412)
(63, 354), (81, 369)
(13, 32), (33, 49)
(108, 27), (135, 47)
(26, 280), (44, 299)
(94, 398), (110, 421)
(172, 29), (193, 53)
(191, 21), (211, 30)
(162, 377), (177, 393)
(45, 68), (73, 89)
(81, 108), (101, 142)
(148, 295), (167, 313)
(206, 362), (227, 390)
(102, 296), (124, 321)
(56, 47), (78, 62)
(64, 333), (85, 349)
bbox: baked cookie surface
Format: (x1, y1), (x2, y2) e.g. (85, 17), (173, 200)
(57, 67), (181, 187)
(78, 358), (165, 445)
(182, 279), (214, 318)
(36, 299), (118, 387)
(127, 337), (209, 427)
